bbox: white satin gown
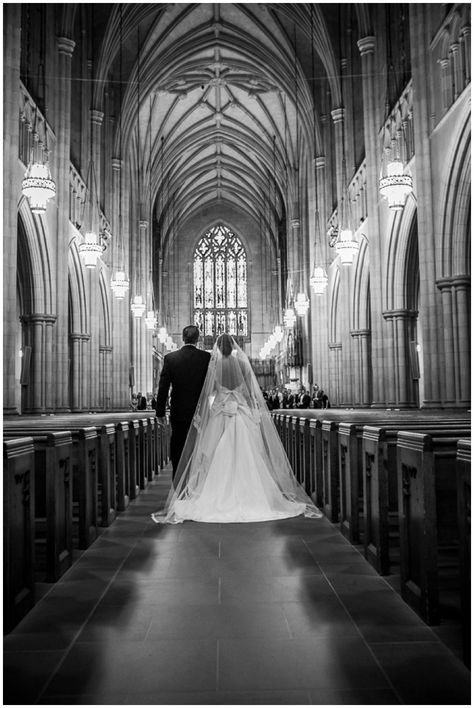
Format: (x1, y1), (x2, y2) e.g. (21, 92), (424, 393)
(170, 386), (307, 523)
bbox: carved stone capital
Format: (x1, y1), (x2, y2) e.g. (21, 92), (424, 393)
(90, 109), (104, 126)
(357, 36), (376, 56)
(331, 107), (344, 124)
(57, 37), (75, 57)
(314, 156), (326, 170)
(111, 158), (123, 171)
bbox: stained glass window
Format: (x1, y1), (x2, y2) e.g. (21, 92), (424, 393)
(193, 225), (248, 340)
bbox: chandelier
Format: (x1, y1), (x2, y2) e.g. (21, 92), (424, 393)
(144, 310), (157, 330)
(335, 228), (359, 266)
(158, 326), (168, 344)
(111, 270), (129, 299)
(131, 295), (146, 318)
(22, 160), (56, 215)
(379, 159), (413, 210)
(294, 292), (309, 316)
(310, 265), (328, 295)
(79, 231), (103, 268)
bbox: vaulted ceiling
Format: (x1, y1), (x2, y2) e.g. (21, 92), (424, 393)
(87, 3), (364, 253)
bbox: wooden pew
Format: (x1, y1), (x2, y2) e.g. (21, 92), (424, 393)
(457, 438), (471, 667)
(115, 421), (130, 511)
(4, 438), (36, 632)
(4, 422), (99, 550)
(362, 422), (470, 575)
(321, 421), (339, 522)
(98, 423), (117, 527)
(397, 430), (470, 625)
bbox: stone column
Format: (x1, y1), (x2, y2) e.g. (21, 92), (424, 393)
(54, 36), (76, 412)
(450, 43), (462, 101)
(357, 35), (386, 407)
(99, 345), (113, 410)
(439, 58), (451, 114)
(312, 156), (330, 393)
(383, 309), (417, 407)
(461, 26), (471, 86)
(437, 276), (470, 406)
(350, 329), (371, 406)
(70, 333), (90, 411)
(3, 5), (21, 414)
(330, 108), (345, 209)
(110, 158), (129, 409)
(132, 219), (151, 393)
(22, 315), (57, 413)
(328, 342), (342, 407)
(90, 109), (104, 210)
(409, 4), (444, 407)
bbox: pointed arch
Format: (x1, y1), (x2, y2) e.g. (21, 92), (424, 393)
(17, 198), (54, 315)
(68, 230), (89, 335)
(385, 193), (419, 311)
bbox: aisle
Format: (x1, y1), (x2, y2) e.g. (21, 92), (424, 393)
(4, 468), (470, 705)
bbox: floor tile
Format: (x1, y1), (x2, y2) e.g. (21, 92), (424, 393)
(124, 689), (311, 704)
(370, 641), (471, 705)
(5, 472), (468, 705)
(3, 650), (65, 703)
(309, 686), (401, 704)
(42, 639), (217, 697)
(146, 602), (291, 640)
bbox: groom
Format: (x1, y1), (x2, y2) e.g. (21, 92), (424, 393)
(155, 325), (211, 477)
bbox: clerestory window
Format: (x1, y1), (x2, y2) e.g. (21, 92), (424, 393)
(193, 224), (248, 340)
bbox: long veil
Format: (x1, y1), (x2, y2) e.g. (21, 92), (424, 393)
(152, 334), (322, 523)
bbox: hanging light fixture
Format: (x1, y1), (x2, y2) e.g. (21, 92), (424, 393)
(111, 269), (129, 299)
(310, 265), (328, 295)
(379, 158), (413, 210)
(144, 310), (157, 330)
(335, 227), (359, 266)
(22, 158), (56, 215)
(21, 16), (56, 215)
(294, 291), (309, 316)
(79, 229), (103, 268)
(131, 294), (146, 318)
(378, 6), (413, 212)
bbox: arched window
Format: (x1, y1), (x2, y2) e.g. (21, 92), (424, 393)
(193, 224), (248, 340)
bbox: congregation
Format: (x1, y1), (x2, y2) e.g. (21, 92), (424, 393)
(262, 384), (330, 411)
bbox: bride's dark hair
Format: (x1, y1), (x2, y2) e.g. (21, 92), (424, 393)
(217, 333), (233, 356)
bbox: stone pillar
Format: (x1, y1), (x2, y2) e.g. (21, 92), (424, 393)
(383, 309), (418, 408)
(461, 26), (471, 86)
(328, 342), (342, 407)
(110, 158), (130, 409)
(330, 108), (345, 209)
(357, 36), (385, 407)
(450, 43), (462, 101)
(312, 156), (330, 394)
(409, 4), (444, 407)
(54, 36), (76, 412)
(132, 219), (151, 393)
(350, 329), (371, 406)
(99, 345), (113, 410)
(70, 333), (90, 411)
(439, 58), (451, 114)
(437, 276), (470, 406)
(22, 315), (57, 413)
(3, 5), (21, 414)
(90, 109), (104, 211)
(339, 265), (353, 406)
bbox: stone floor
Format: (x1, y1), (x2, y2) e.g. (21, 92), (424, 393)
(4, 468), (471, 705)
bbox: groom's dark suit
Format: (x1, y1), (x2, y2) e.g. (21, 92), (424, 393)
(156, 344), (211, 476)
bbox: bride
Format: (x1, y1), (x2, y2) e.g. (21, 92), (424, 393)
(151, 333), (322, 524)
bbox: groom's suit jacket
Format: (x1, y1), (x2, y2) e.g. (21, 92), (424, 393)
(156, 344), (211, 422)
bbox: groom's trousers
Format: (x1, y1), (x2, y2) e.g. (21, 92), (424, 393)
(170, 418), (192, 479)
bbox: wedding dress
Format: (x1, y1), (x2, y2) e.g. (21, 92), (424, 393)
(151, 334), (322, 524)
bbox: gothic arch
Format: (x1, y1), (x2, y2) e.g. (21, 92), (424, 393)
(351, 235), (370, 331)
(68, 236), (89, 334)
(385, 192), (419, 311)
(98, 268), (112, 347)
(329, 266), (341, 344)
(440, 108), (471, 278)
(17, 199), (54, 315)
